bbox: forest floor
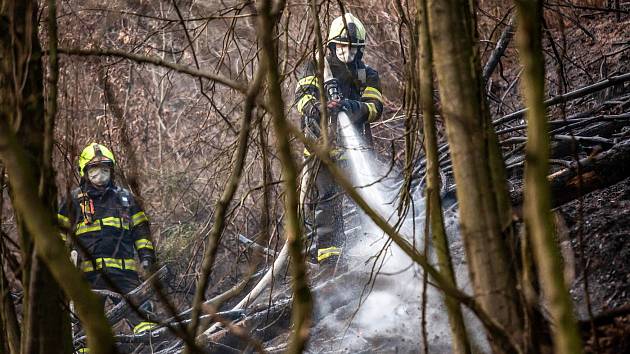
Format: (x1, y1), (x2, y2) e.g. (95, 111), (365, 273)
(561, 177), (630, 354)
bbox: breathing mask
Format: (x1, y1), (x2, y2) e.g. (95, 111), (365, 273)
(335, 44), (358, 63)
(87, 165), (111, 187)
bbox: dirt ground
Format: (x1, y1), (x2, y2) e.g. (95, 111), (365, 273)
(559, 177), (630, 353)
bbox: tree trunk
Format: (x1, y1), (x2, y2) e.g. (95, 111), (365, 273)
(516, 1), (583, 353)
(0, 1), (115, 353)
(0, 312), (7, 354)
(425, 0), (525, 351)
(416, 0), (471, 353)
(22, 258), (72, 354)
(0, 121), (118, 354)
(0, 1), (71, 353)
(0, 249), (20, 354)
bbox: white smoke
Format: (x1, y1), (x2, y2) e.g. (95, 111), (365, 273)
(308, 113), (487, 353)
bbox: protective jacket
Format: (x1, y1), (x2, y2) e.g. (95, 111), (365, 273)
(295, 51), (384, 139)
(57, 181), (156, 273)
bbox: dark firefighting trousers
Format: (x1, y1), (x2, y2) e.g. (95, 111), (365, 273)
(306, 159), (346, 270)
(85, 268), (156, 332)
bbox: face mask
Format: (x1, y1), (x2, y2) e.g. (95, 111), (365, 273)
(335, 45), (358, 63)
(87, 166), (111, 187)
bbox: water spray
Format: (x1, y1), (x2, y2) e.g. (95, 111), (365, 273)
(310, 111), (488, 353)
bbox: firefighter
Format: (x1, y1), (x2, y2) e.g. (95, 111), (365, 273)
(57, 143), (158, 339)
(295, 13), (384, 273)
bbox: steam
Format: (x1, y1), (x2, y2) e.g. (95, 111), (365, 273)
(308, 113), (487, 352)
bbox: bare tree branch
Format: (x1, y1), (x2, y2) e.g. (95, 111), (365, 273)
(186, 61), (265, 348)
(57, 47), (248, 94)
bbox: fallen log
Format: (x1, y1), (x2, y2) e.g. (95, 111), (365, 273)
(105, 265), (170, 325)
(198, 270), (365, 352)
(551, 119), (628, 158)
(503, 115), (629, 174)
(438, 96), (629, 177)
(126, 338), (241, 354)
(152, 340), (241, 354)
(202, 297), (309, 350)
(501, 134), (615, 146)
(511, 140), (630, 207)
(200, 298), (292, 352)
(547, 140), (630, 208)
(73, 309), (246, 346)
(578, 304), (630, 330)
(493, 72), (630, 126)
(549, 113), (630, 135)
(168, 268), (262, 323)
(238, 234), (278, 257)
(72, 265), (170, 339)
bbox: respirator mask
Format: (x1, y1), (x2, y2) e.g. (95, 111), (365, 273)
(335, 45), (358, 63)
(87, 165), (111, 187)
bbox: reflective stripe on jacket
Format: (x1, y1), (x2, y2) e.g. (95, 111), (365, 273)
(57, 183), (156, 270)
(294, 55), (384, 122)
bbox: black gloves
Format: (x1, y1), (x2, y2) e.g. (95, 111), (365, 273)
(301, 99), (367, 139)
(341, 100), (368, 124)
(141, 258), (156, 274)
(303, 99), (321, 120)
(301, 103), (322, 140)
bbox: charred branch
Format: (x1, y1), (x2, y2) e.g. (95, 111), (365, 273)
(238, 234), (278, 257)
(547, 140), (630, 208)
(483, 16), (515, 83)
(511, 140), (630, 207)
(104, 266), (170, 325)
(494, 72), (630, 126)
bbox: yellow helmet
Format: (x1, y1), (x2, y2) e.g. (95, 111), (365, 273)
(78, 143), (116, 177)
(327, 13), (367, 47)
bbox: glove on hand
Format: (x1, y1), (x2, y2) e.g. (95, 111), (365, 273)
(300, 100), (321, 139)
(304, 100), (320, 120)
(326, 98), (343, 115)
(301, 110), (322, 140)
(141, 258), (156, 274)
(341, 100), (368, 124)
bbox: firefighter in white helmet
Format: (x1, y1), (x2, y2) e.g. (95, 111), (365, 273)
(295, 13), (384, 274)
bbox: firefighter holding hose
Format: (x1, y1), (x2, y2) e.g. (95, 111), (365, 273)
(295, 13), (384, 274)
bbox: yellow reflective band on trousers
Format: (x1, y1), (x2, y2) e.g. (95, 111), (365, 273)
(131, 211), (149, 227)
(361, 86), (383, 103)
(135, 238), (154, 250)
(297, 94), (316, 114)
(365, 102), (378, 122)
(59, 232), (68, 242)
(297, 75), (319, 88)
(80, 258), (137, 272)
(317, 246), (341, 262)
(133, 321), (158, 334)
(57, 214), (70, 229)
(77, 348), (89, 353)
